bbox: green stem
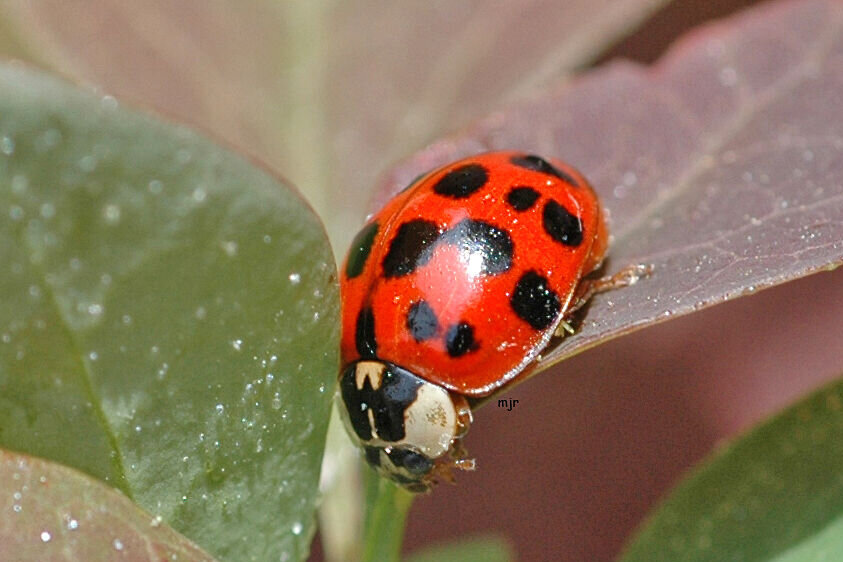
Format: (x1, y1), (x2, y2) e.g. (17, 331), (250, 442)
(361, 479), (415, 562)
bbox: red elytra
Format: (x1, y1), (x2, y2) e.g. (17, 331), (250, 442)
(340, 151), (608, 396)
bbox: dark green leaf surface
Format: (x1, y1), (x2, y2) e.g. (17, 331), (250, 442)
(621, 376), (843, 561)
(0, 449), (218, 561)
(0, 64), (339, 561)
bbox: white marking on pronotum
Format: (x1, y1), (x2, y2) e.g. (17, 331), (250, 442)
(400, 383), (458, 458)
(355, 361), (385, 390)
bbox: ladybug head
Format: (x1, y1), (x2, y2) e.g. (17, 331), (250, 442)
(337, 360), (472, 492)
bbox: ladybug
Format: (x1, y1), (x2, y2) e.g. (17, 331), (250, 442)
(337, 151), (647, 492)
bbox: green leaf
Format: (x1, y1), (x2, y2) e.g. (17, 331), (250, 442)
(621, 376), (843, 561)
(406, 535), (514, 562)
(0, 449), (218, 561)
(0, 64), (339, 561)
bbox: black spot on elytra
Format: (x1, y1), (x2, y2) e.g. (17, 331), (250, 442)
(543, 200), (583, 247)
(339, 362), (424, 442)
(355, 307), (377, 358)
(440, 219), (513, 275)
(433, 163), (488, 198)
(345, 221), (379, 279)
(510, 271), (562, 330)
(387, 448), (434, 476)
(399, 172), (428, 194)
(510, 154), (580, 187)
(383, 218), (513, 279)
(382, 219), (441, 278)
(506, 186), (540, 211)
(407, 300), (439, 342)
(445, 322), (477, 357)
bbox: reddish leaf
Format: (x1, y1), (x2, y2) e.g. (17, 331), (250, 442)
(0, 0), (671, 244)
(323, 0), (671, 240)
(0, 450), (216, 561)
(374, 0), (843, 375)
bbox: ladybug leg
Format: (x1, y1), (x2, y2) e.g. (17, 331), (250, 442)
(449, 440), (475, 466)
(555, 263), (652, 336)
(569, 263), (652, 314)
(429, 441), (476, 485)
(429, 457), (475, 487)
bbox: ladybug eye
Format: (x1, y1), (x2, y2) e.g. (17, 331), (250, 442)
(387, 448), (433, 476)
